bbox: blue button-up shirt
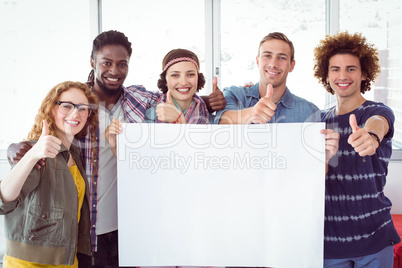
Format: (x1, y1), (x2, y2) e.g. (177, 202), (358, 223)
(214, 83), (320, 123)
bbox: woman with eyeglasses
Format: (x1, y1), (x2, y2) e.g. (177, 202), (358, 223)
(0, 81), (98, 267)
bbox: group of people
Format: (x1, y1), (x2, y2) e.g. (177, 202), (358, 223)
(0, 29), (400, 268)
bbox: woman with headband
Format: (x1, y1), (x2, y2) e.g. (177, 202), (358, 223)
(146, 48), (210, 124)
(105, 48), (213, 156)
(104, 50), (223, 268)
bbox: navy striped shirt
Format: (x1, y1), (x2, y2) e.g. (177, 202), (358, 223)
(322, 100), (400, 259)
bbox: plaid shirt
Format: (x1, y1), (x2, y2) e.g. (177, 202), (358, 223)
(79, 85), (159, 251)
(155, 93), (209, 124)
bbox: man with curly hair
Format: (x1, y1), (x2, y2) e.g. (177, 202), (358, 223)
(313, 31), (400, 267)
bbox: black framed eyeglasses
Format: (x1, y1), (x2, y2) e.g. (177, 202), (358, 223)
(56, 101), (94, 118)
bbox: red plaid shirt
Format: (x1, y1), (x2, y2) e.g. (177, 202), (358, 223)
(78, 85), (159, 251)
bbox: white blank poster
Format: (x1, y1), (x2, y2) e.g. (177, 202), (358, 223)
(117, 123), (326, 268)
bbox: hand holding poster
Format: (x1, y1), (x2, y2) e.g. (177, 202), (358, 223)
(117, 123), (326, 267)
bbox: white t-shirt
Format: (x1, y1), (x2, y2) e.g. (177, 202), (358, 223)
(96, 98), (127, 235)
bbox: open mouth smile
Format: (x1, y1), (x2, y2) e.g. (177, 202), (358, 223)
(266, 69), (280, 77)
(176, 87), (191, 94)
(65, 120), (80, 126)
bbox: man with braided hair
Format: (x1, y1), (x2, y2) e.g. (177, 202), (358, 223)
(314, 31), (400, 267)
(7, 30), (226, 267)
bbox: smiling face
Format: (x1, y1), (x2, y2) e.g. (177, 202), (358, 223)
(53, 88), (90, 143)
(165, 61), (198, 110)
(91, 44), (129, 98)
(327, 53), (366, 99)
(257, 39), (295, 91)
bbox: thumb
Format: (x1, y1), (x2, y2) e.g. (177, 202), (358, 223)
(265, 84), (273, 99)
(349, 114), (359, 133)
(41, 119), (49, 136)
(213, 76), (219, 92)
(166, 90), (173, 104)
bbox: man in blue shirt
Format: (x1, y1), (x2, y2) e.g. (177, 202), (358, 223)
(215, 32), (319, 124)
(220, 32), (340, 268)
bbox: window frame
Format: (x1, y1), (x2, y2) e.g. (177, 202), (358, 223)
(326, 0), (401, 161)
(1, 0), (400, 161)
(208, 0), (402, 160)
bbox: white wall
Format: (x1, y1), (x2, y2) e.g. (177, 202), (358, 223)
(386, 161), (402, 214)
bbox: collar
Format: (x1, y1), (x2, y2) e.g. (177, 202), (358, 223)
(100, 94), (123, 116)
(247, 83), (293, 109)
(121, 85), (128, 98)
(172, 97), (194, 114)
(278, 87), (293, 109)
(58, 143), (81, 162)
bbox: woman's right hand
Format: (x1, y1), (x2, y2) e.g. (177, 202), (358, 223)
(156, 90), (186, 123)
(0, 120), (61, 203)
(30, 120), (62, 161)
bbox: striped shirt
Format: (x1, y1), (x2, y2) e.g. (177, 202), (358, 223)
(78, 85), (160, 251)
(322, 100), (400, 259)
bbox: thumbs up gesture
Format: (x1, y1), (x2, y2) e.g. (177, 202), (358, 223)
(250, 83), (276, 124)
(207, 76), (226, 112)
(347, 114), (378, 157)
(32, 120), (62, 160)
(156, 90), (185, 123)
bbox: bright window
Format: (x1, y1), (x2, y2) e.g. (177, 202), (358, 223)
(339, 0), (402, 149)
(220, 0), (326, 109)
(0, 0), (92, 258)
(102, 0), (206, 94)
(0, 0), (92, 151)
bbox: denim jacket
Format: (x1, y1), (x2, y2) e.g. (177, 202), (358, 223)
(0, 143), (92, 265)
(214, 83), (320, 123)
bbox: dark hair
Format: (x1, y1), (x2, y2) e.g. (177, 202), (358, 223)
(157, 48), (205, 94)
(258, 32), (295, 62)
(90, 30), (132, 59)
(313, 31), (380, 94)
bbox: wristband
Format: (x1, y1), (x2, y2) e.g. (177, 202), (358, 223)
(367, 131), (381, 150)
(173, 112), (183, 124)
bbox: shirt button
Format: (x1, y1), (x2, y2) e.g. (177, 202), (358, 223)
(41, 214), (47, 219)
